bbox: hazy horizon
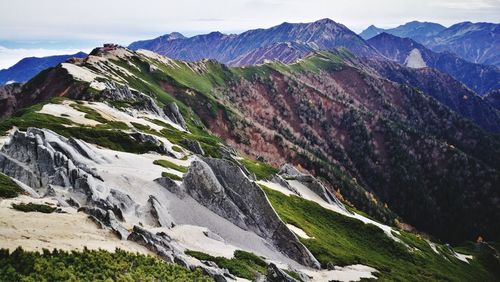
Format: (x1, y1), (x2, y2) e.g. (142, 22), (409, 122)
(1, 0), (499, 69)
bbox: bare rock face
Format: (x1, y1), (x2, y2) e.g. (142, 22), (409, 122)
(127, 225), (231, 282)
(0, 128), (141, 234)
(182, 157), (321, 269)
(99, 82), (165, 117)
(266, 263), (299, 282)
(181, 139), (204, 155)
(130, 131), (174, 156)
(163, 102), (187, 129)
(280, 163), (346, 210)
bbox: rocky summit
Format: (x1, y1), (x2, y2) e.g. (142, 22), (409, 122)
(0, 14), (499, 282)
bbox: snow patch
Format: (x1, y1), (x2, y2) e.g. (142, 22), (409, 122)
(137, 49), (181, 69)
(454, 252), (473, 263)
(286, 224), (313, 239)
(404, 48), (427, 69)
(301, 264), (377, 282)
(266, 178), (401, 241)
(155, 224), (238, 258)
(61, 63), (102, 82)
(38, 101), (101, 126)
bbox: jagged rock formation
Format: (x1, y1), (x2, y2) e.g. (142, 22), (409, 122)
(266, 263), (299, 282)
(279, 164), (346, 209)
(182, 158), (321, 269)
(98, 82), (167, 118)
(0, 128), (171, 242)
(181, 139), (205, 155)
(0, 127), (323, 280)
(130, 131), (173, 156)
(163, 102), (187, 129)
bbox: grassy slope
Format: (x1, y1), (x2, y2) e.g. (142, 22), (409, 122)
(186, 250), (268, 280)
(153, 159), (189, 173)
(0, 247), (212, 282)
(0, 173), (22, 198)
(11, 203), (57, 213)
(263, 186), (498, 281)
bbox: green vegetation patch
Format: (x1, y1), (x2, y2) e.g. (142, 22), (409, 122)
(70, 103), (108, 123)
(161, 172), (183, 181)
(262, 186), (499, 281)
(186, 250), (267, 280)
(131, 121), (151, 131)
(153, 159), (189, 173)
(0, 247), (213, 281)
(12, 203), (57, 213)
(0, 173), (22, 198)
(171, 145), (183, 152)
(240, 158), (279, 180)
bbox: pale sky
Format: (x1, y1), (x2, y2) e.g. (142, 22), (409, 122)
(1, 0), (499, 69)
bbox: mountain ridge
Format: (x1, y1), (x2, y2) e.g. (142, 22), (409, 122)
(128, 18), (381, 65)
(367, 32), (500, 96)
(0, 52), (87, 85)
(360, 21), (500, 67)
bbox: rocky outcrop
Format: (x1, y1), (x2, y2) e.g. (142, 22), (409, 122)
(79, 206), (130, 239)
(99, 82), (166, 118)
(270, 175), (300, 196)
(266, 263), (299, 282)
(130, 131), (173, 156)
(127, 225), (176, 262)
(182, 158), (321, 269)
(181, 139), (204, 155)
(280, 164), (346, 210)
(0, 128), (142, 235)
(127, 225), (231, 282)
(163, 102), (187, 129)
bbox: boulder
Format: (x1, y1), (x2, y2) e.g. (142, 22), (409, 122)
(163, 102), (186, 129)
(266, 263), (299, 282)
(181, 139), (204, 155)
(130, 131), (174, 156)
(279, 163), (346, 209)
(183, 157), (321, 269)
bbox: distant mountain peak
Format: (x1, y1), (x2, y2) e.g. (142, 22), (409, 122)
(360, 21), (445, 41)
(314, 18), (336, 24)
(129, 18), (379, 65)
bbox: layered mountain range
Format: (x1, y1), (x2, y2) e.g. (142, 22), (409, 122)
(1, 19), (499, 281)
(129, 18), (379, 65)
(367, 32), (500, 96)
(360, 21), (500, 67)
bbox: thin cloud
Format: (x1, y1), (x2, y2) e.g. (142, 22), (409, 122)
(429, 0), (499, 10)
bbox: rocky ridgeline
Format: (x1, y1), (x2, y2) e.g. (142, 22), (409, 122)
(277, 164), (347, 210)
(97, 81), (187, 130)
(0, 127), (330, 281)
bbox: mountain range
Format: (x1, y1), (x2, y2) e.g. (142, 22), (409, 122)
(359, 21), (446, 42)
(0, 52), (87, 85)
(129, 18), (379, 65)
(1, 19), (499, 282)
(367, 32), (500, 96)
(360, 21), (500, 67)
